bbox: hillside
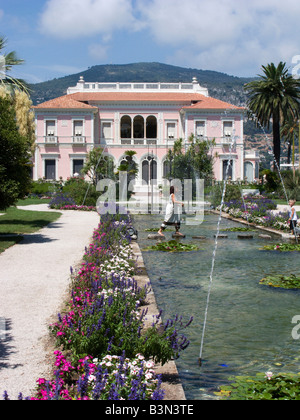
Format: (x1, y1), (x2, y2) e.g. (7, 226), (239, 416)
(29, 62), (253, 106)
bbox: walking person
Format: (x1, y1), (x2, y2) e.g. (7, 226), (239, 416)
(287, 199), (298, 236)
(158, 186), (184, 237)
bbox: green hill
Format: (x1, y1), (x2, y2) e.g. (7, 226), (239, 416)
(29, 62), (254, 106)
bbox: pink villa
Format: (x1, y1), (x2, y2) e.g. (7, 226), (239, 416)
(33, 77), (259, 186)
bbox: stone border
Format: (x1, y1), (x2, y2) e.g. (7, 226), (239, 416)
(130, 241), (186, 401)
(210, 210), (292, 240)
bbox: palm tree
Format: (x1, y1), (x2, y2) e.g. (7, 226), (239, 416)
(245, 62), (300, 170)
(0, 37), (28, 92)
(281, 113), (299, 175)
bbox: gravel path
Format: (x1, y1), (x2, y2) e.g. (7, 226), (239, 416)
(0, 206), (100, 399)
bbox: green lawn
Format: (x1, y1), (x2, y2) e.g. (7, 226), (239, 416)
(16, 198), (51, 206)
(0, 206), (61, 253)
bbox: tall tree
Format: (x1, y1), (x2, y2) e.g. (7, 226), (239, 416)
(0, 37), (28, 93)
(245, 62), (300, 169)
(0, 87), (36, 154)
(0, 97), (32, 210)
(82, 147), (115, 186)
(165, 136), (214, 185)
(281, 113), (299, 173)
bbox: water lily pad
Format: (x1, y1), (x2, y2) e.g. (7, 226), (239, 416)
(144, 240), (199, 253)
(260, 274), (300, 289)
(262, 243), (300, 252)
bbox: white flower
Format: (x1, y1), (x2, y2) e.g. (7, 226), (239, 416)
(145, 361), (154, 369)
(265, 371), (273, 381)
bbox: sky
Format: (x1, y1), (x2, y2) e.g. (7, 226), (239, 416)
(1, 0), (300, 84)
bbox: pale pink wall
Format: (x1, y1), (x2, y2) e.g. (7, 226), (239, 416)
(36, 114), (93, 143)
(35, 106), (248, 182)
(186, 115), (243, 141)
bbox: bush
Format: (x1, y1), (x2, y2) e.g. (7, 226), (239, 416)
(62, 178), (99, 207)
(31, 180), (58, 196)
(281, 170), (300, 201)
(210, 184), (242, 207)
(49, 193), (76, 209)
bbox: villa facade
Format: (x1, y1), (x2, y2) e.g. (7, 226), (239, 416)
(33, 77), (259, 185)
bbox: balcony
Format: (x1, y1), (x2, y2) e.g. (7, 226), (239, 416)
(120, 139), (158, 146)
(72, 136), (86, 145)
(45, 136), (58, 145)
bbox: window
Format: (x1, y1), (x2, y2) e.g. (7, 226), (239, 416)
(163, 160), (172, 179)
(167, 122), (176, 139)
(46, 120), (56, 136)
(244, 162), (254, 182)
(73, 120), (84, 136)
(223, 121), (233, 137)
(121, 116), (132, 139)
(142, 157), (157, 185)
(134, 116), (144, 139)
(195, 121), (206, 138)
(223, 160), (233, 181)
(73, 159), (84, 176)
(102, 122), (112, 140)
(45, 160), (56, 180)
(146, 116), (157, 139)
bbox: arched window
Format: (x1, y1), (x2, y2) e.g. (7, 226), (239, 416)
(121, 116), (132, 139)
(146, 116), (157, 139)
(163, 160), (172, 179)
(244, 161), (254, 182)
(134, 116), (144, 139)
(142, 156), (157, 185)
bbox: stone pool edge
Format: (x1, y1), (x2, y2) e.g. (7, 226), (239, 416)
(130, 240), (187, 401)
(210, 210), (292, 240)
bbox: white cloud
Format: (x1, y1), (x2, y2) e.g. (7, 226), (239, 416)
(0, 10), (4, 20)
(88, 43), (109, 61)
(136, 0), (300, 76)
(38, 0), (300, 76)
(39, 0), (139, 39)
(44, 64), (86, 75)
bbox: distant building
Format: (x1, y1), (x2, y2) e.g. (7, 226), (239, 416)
(33, 77), (259, 184)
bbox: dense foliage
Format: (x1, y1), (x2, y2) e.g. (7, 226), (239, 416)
(0, 97), (32, 210)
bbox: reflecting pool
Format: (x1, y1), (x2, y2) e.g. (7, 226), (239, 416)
(133, 213), (300, 400)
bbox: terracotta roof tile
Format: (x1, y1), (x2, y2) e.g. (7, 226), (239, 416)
(69, 92), (244, 111)
(69, 92), (207, 103)
(182, 97), (244, 111)
(34, 91), (244, 112)
(33, 95), (98, 110)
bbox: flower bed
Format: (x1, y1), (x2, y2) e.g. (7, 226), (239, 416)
(3, 210), (192, 400)
(218, 196), (289, 232)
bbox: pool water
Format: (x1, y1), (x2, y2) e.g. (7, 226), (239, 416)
(133, 213), (300, 400)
